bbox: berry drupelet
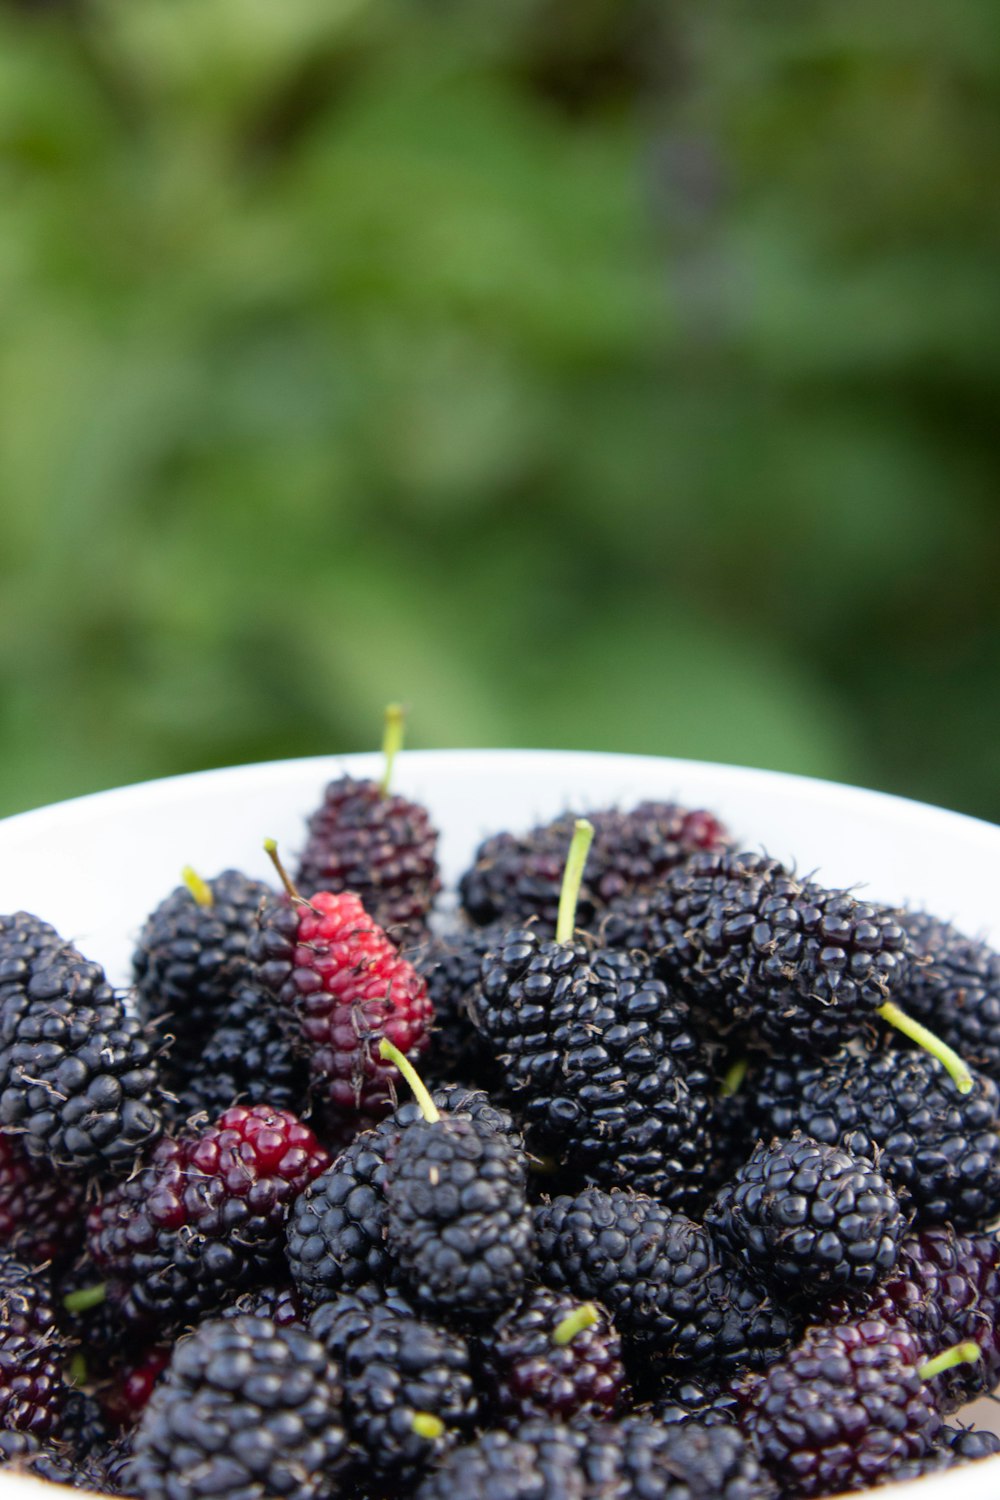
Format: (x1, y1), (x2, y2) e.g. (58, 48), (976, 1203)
(0, 1252), (70, 1438)
(132, 1314), (348, 1500)
(133, 868), (272, 1066)
(286, 1084), (523, 1306)
(165, 979), (309, 1127)
(295, 708), (440, 946)
(0, 942), (164, 1174)
(735, 1319), (967, 1497)
(535, 1187), (795, 1375)
(705, 1132), (906, 1296)
(309, 1292), (478, 1481)
(252, 843), (434, 1124)
(459, 800), (731, 934)
(0, 1131), (86, 1267)
(412, 1422), (587, 1500)
(476, 1286), (627, 1426)
(894, 909), (1000, 1079)
(753, 1046), (1000, 1226)
(88, 1103), (329, 1330)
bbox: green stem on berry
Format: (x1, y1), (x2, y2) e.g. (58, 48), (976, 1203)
(380, 703), (406, 797)
(181, 866), (213, 907)
(68, 1352), (88, 1386)
(720, 1057), (749, 1098)
(411, 1412), (445, 1440)
(378, 1037), (440, 1123)
(528, 1152), (558, 1175)
(877, 1002), (974, 1094)
(63, 1283), (106, 1314)
(918, 1341), (981, 1382)
(555, 819), (595, 945)
(264, 839), (302, 902)
(552, 1303), (599, 1347)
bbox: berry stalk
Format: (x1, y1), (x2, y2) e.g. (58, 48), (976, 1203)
(552, 1303), (599, 1347)
(877, 1002), (973, 1094)
(411, 1412), (445, 1439)
(917, 1341), (981, 1382)
(181, 867), (213, 908)
(380, 703), (405, 797)
(378, 1037), (440, 1123)
(555, 819), (595, 944)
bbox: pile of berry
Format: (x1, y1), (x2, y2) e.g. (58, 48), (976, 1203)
(3, 737), (1000, 1500)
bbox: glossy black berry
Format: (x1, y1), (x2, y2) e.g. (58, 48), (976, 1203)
(753, 1047), (1000, 1227)
(0, 944), (164, 1173)
(705, 1132), (906, 1294)
(386, 1115), (535, 1320)
(894, 910), (1000, 1079)
(535, 1188), (795, 1374)
(133, 869), (271, 1065)
(603, 850), (913, 1051)
(309, 1293), (477, 1480)
(475, 931), (718, 1209)
(132, 1315), (348, 1500)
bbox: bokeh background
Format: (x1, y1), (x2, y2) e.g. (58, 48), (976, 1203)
(1, 0), (999, 822)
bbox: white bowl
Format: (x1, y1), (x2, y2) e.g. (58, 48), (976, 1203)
(1, 749), (998, 1500)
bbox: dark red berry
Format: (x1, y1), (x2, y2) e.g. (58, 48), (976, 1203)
(0, 1131), (86, 1267)
(476, 1286), (626, 1425)
(0, 1253), (70, 1438)
(295, 775), (440, 946)
(87, 1104), (330, 1330)
(736, 1319), (942, 1497)
(460, 802), (731, 933)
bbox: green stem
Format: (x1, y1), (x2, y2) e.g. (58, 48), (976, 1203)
(720, 1057), (749, 1098)
(555, 819), (595, 944)
(63, 1283), (106, 1315)
(380, 704), (405, 797)
(411, 1412), (445, 1439)
(877, 1002), (973, 1094)
(378, 1037), (440, 1123)
(553, 1303), (599, 1346)
(182, 866), (213, 907)
(68, 1352), (88, 1386)
(264, 838), (301, 902)
(918, 1341), (981, 1382)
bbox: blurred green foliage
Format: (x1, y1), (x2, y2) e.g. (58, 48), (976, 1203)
(1, 0), (998, 820)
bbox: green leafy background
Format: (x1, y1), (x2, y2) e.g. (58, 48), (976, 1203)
(1, 0), (998, 821)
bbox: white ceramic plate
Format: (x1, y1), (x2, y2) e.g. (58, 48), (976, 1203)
(1, 749), (999, 1500)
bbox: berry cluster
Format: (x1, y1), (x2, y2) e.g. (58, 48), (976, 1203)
(2, 744), (1000, 1500)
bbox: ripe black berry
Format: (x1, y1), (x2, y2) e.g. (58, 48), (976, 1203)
(535, 1187), (795, 1374)
(705, 1132), (906, 1295)
(132, 1315), (348, 1500)
(475, 930), (717, 1209)
(753, 1047), (1000, 1226)
(133, 868), (271, 1065)
(309, 1293), (477, 1481)
(386, 1114), (535, 1320)
(736, 1319), (943, 1497)
(603, 850), (914, 1053)
(0, 944), (164, 1173)
(476, 1285), (626, 1425)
